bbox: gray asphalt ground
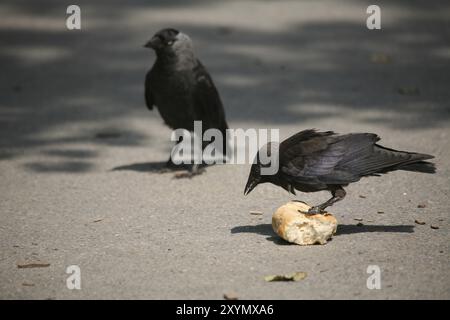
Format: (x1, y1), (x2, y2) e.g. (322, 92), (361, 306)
(1, 0), (449, 299)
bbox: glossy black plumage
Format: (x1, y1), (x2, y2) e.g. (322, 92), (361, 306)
(144, 29), (228, 161)
(245, 129), (436, 213)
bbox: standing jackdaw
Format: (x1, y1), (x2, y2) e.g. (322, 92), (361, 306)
(144, 28), (229, 177)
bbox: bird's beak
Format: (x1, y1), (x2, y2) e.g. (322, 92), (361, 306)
(144, 37), (160, 49)
(244, 175), (260, 196)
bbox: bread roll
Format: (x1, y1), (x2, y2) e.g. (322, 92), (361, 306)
(272, 201), (338, 245)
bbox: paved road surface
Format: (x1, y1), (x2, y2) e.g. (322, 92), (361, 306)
(1, 0), (449, 299)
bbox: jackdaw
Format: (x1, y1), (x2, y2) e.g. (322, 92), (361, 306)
(244, 129), (435, 214)
(144, 28), (229, 176)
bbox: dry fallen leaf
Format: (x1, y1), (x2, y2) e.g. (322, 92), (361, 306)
(250, 210), (263, 216)
(223, 292), (239, 300)
(359, 195), (367, 199)
(377, 211), (385, 214)
(417, 203), (427, 209)
(415, 219), (426, 225)
(93, 218), (104, 223)
(430, 225), (439, 230)
(264, 272), (307, 282)
(356, 222), (364, 227)
(17, 261), (50, 269)
(354, 218), (363, 221)
(22, 281), (35, 287)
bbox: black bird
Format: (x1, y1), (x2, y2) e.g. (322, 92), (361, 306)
(144, 28), (229, 176)
(244, 129), (435, 214)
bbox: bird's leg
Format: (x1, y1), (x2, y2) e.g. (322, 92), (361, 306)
(166, 157), (177, 168)
(173, 139), (210, 178)
(173, 163), (206, 179)
(158, 136), (184, 173)
(305, 187), (346, 215)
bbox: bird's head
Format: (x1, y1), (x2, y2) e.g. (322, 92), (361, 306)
(144, 28), (194, 57)
(244, 142), (279, 196)
(244, 162), (263, 196)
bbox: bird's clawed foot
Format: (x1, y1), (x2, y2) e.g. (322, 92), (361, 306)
(307, 206), (327, 215)
(297, 187), (345, 215)
(298, 206), (327, 215)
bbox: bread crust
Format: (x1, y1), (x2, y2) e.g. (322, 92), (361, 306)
(272, 201), (338, 245)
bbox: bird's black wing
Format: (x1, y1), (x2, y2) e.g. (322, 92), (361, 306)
(280, 130), (376, 185)
(144, 71), (154, 110)
(191, 60), (228, 131)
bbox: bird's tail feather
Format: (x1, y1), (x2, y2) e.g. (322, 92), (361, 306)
(396, 160), (436, 174)
(344, 144), (435, 176)
(371, 147), (435, 175)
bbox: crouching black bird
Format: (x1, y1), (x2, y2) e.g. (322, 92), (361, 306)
(144, 28), (229, 177)
(244, 129), (435, 214)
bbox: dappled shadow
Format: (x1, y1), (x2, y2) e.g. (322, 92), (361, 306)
(24, 161), (94, 173)
(1, 0), (449, 170)
(21, 148), (99, 173)
(14, 128), (146, 172)
(43, 149), (97, 158)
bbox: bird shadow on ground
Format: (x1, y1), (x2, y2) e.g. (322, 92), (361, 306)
(336, 224), (414, 235)
(231, 223), (414, 245)
(231, 224), (290, 245)
(111, 161), (193, 172)
(112, 161), (169, 172)
(111, 161), (215, 173)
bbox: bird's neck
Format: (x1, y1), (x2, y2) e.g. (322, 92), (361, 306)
(265, 173), (290, 191)
(156, 52), (197, 70)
